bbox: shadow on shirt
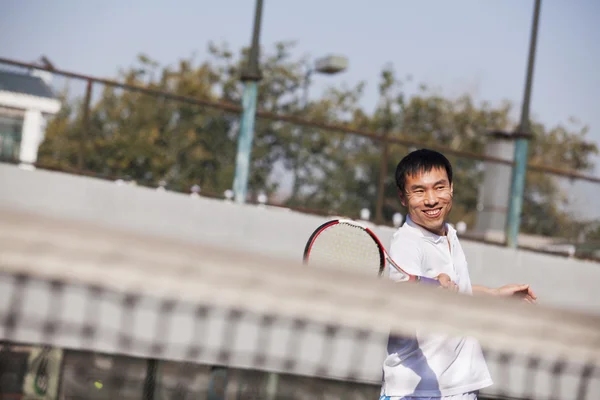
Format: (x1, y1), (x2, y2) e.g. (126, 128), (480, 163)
(385, 334), (441, 397)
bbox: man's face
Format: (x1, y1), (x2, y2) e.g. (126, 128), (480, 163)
(400, 167), (453, 236)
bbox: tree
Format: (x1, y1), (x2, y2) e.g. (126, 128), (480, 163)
(39, 54), (234, 193)
(585, 222), (600, 242)
(520, 120), (598, 238)
(39, 42), (323, 198)
(38, 41), (598, 239)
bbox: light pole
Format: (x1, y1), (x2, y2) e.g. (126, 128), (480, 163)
(216, 1), (263, 398)
(506, 0), (542, 248)
(289, 55), (348, 204)
(232, 0), (264, 204)
(302, 55), (349, 108)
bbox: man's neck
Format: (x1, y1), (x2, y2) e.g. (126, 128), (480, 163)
(407, 215), (448, 237)
(433, 226), (448, 237)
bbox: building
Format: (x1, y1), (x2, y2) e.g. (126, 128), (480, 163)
(0, 69), (61, 168)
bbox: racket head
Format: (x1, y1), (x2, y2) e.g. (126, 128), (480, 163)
(303, 219), (387, 275)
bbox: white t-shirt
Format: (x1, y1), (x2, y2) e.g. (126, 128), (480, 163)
(380, 216), (493, 398)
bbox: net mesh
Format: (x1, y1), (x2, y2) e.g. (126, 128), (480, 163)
(1, 208), (600, 400)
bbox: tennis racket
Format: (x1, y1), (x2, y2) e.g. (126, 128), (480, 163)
(303, 219), (439, 285)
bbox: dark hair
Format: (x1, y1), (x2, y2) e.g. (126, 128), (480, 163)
(395, 149), (453, 193)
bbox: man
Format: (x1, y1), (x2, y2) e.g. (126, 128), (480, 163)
(380, 149), (536, 400)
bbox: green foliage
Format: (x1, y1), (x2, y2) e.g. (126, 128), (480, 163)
(586, 223), (600, 242)
(38, 41), (598, 239)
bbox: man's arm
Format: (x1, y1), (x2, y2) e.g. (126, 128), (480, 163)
(472, 285), (496, 296)
(389, 235), (457, 291)
(388, 236), (424, 281)
(473, 284), (537, 303)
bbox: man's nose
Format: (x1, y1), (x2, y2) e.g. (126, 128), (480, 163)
(424, 190), (438, 206)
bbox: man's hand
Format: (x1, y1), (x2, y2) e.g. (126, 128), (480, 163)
(492, 284), (537, 304)
(436, 273), (458, 292)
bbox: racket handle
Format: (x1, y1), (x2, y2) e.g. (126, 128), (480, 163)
(417, 276), (440, 286)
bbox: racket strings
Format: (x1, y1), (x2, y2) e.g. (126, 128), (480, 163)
(306, 223), (382, 273)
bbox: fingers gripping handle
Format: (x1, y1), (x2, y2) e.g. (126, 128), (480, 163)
(387, 262), (440, 286)
(417, 276), (440, 286)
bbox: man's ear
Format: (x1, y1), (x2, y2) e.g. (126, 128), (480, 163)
(450, 182), (454, 197)
(398, 189), (407, 207)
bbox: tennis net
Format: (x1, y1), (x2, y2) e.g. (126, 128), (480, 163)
(1, 208), (599, 399)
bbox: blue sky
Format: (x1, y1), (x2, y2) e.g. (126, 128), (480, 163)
(2, 0), (599, 218)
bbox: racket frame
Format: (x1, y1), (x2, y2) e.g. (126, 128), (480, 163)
(303, 219), (439, 285)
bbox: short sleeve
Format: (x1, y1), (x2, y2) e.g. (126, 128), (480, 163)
(387, 233), (424, 282)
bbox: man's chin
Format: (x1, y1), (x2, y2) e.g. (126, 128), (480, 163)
(414, 220), (445, 235)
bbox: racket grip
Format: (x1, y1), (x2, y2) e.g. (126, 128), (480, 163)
(418, 276), (440, 286)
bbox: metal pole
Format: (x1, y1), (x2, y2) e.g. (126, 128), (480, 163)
(78, 79), (93, 173)
(506, 0), (542, 248)
(376, 104), (400, 225)
(302, 68), (312, 109)
(375, 136), (389, 225)
(142, 359), (157, 400)
(207, 366), (228, 400)
(233, 0), (264, 204)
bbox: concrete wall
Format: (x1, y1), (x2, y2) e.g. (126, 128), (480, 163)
(1, 163), (600, 316)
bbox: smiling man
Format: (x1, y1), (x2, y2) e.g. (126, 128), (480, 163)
(379, 149), (536, 400)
